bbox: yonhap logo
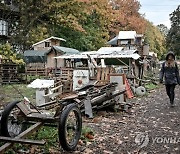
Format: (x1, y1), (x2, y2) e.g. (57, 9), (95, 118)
(135, 132), (180, 148)
(135, 133), (149, 148)
(152, 136), (180, 144)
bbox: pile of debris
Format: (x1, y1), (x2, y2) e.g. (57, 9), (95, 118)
(77, 82), (126, 118)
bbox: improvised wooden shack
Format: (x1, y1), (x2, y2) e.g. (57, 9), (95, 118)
(91, 47), (140, 78)
(24, 36), (66, 76)
(46, 46), (79, 75)
(107, 31), (154, 82)
(54, 47), (140, 92)
(24, 45), (79, 76)
(55, 47), (140, 75)
(107, 31), (148, 56)
(24, 50), (47, 76)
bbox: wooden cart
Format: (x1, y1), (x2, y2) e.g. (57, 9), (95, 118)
(0, 81), (126, 153)
(0, 96), (82, 153)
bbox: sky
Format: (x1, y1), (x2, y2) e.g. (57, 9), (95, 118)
(139, 0), (180, 28)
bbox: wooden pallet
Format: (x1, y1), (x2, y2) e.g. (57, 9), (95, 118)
(61, 80), (73, 93)
(58, 68), (74, 93)
(96, 67), (115, 86)
(26, 68), (46, 76)
(0, 62), (19, 84)
(59, 68), (73, 80)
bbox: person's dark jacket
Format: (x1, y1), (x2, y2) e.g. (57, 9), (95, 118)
(159, 52), (180, 85)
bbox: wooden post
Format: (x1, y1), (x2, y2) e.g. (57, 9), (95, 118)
(0, 122), (43, 153)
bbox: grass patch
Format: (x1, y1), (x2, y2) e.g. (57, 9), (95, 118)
(5, 126), (59, 153)
(145, 83), (159, 91)
(0, 84), (36, 106)
(4, 126), (94, 153)
(81, 126), (94, 143)
(31, 126), (59, 153)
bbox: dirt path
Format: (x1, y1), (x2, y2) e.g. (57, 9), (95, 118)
(1, 85), (180, 153)
(75, 85), (180, 154)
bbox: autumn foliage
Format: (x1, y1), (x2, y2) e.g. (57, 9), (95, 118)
(7, 0), (164, 55)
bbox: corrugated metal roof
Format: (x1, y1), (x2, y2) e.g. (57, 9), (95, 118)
(81, 51), (97, 55)
(107, 36), (118, 45)
(97, 47), (124, 54)
(98, 53), (140, 60)
(53, 46), (79, 54)
(46, 46), (80, 55)
(54, 53), (140, 60)
(118, 31), (136, 39)
(55, 49), (140, 60)
(55, 54), (88, 59)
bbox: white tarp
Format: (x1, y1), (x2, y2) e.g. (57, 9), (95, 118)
(28, 79), (54, 89)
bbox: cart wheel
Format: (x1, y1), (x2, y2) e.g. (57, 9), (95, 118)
(58, 103), (82, 151)
(0, 101), (27, 137)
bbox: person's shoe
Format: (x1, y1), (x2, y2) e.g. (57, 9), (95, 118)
(170, 101), (175, 107)
(170, 104), (175, 107)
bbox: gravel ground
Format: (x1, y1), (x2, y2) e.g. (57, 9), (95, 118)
(1, 85), (180, 153)
(73, 85), (180, 154)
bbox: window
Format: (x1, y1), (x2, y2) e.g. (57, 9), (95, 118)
(0, 20), (8, 36)
(45, 42), (50, 47)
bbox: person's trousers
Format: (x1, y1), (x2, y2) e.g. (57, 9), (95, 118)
(165, 84), (176, 104)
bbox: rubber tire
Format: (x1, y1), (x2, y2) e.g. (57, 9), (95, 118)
(0, 101), (25, 137)
(58, 103), (82, 151)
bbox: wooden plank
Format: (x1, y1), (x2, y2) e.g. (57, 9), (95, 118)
(101, 68), (105, 81)
(37, 100), (57, 108)
(0, 122), (43, 153)
(16, 102), (32, 116)
(0, 136), (45, 145)
(51, 84), (63, 91)
(97, 68), (101, 81)
(61, 94), (78, 100)
(105, 67), (110, 81)
(26, 113), (55, 123)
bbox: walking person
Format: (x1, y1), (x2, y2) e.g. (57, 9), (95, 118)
(160, 51), (180, 107)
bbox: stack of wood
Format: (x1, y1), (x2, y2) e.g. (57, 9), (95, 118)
(76, 82), (126, 117)
(0, 59), (19, 84)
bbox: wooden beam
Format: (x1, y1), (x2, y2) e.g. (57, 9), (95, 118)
(16, 102), (32, 116)
(36, 100), (57, 108)
(0, 122), (43, 153)
(0, 136), (45, 145)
